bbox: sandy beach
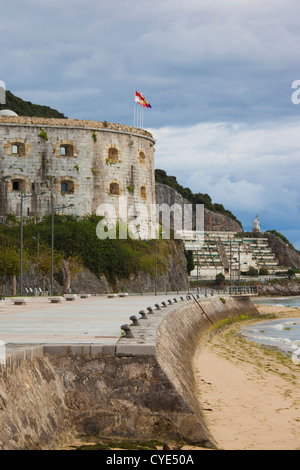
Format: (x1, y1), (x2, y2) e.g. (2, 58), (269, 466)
(194, 303), (300, 450)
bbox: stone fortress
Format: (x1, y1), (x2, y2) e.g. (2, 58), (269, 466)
(0, 83), (156, 228)
(1, 81), (299, 282)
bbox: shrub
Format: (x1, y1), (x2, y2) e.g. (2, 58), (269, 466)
(38, 129), (48, 140)
(215, 273), (225, 284)
(247, 266), (258, 276)
(259, 267), (269, 275)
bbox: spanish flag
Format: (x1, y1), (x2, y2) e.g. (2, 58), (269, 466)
(135, 90), (152, 108)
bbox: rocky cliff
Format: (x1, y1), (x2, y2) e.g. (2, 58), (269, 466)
(239, 231), (300, 269)
(3, 239), (189, 296)
(155, 183), (242, 232)
(70, 240), (189, 294)
(257, 280), (300, 296)
(264, 232), (300, 269)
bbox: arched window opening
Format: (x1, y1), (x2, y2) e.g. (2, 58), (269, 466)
(140, 186), (147, 199)
(11, 142), (25, 157)
(60, 144), (74, 157)
(61, 180), (74, 194)
(110, 182), (120, 196)
(11, 179), (26, 192)
(108, 147), (119, 162)
(138, 151), (146, 164)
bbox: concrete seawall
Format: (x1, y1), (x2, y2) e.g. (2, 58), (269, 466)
(0, 295), (259, 450)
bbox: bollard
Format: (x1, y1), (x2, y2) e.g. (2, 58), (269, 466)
(129, 315), (140, 326)
(173, 298), (178, 303)
(167, 299), (172, 305)
(120, 324), (134, 338)
(147, 306), (154, 314)
(139, 310), (148, 319)
(180, 296), (184, 301)
(161, 301), (167, 307)
(154, 303), (161, 310)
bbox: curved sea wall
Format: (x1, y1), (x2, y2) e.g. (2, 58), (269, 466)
(0, 296), (259, 450)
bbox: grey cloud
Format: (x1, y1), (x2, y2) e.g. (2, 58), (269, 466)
(1, 0), (300, 245)
(151, 119), (300, 246)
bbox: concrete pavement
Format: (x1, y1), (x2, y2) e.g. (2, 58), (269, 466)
(0, 294), (184, 345)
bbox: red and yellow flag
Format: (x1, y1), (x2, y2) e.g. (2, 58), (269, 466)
(135, 91), (152, 108)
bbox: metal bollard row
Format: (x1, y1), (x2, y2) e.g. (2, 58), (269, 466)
(120, 294), (194, 339)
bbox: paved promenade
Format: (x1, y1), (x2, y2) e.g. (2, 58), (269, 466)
(0, 294), (178, 345)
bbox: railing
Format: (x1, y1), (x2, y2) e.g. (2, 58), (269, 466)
(194, 286), (258, 296)
(135, 285), (258, 297)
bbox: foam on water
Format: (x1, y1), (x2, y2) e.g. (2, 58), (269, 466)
(241, 312), (300, 357)
(254, 296), (300, 309)
(241, 296), (300, 357)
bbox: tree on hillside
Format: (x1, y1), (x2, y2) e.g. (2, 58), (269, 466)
(0, 247), (22, 295)
(215, 273), (225, 284)
(61, 255), (84, 294)
(35, 247), (63, 291)
(287, 269), (295, 280)
(184, 249), (195, 275)
(0, 91), (66, 118)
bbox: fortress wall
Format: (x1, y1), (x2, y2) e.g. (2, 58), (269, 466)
(0, 117), (156, 223)
(0, 296), (258, 450)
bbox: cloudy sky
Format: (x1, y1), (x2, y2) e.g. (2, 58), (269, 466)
(1, 0), (300, 247)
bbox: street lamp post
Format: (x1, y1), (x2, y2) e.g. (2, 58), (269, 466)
(197, 248), (199, 294)
(20, 189), (45, 296)
(155, 238), (158, 296)
(154, 231), (164, 296)
(51, 198), (74, 296)
(238, 242), (241, 288)
(32, 234), (40, 291)
(229, 240), (232, 289)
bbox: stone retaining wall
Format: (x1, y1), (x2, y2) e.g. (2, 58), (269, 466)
(0, 295), (259, 449)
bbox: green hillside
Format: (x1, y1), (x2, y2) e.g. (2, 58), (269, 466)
(0, 90), (66, 118)
(0, 214), (178, 292)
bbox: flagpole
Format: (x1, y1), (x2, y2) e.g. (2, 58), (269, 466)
(139, 103), (141, 128)
(134, 90), (151, 128)
(134, 100), (136, 127)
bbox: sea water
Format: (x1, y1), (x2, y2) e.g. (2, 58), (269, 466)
(253, 296), (300, 309)
(240, 296), (300, 363)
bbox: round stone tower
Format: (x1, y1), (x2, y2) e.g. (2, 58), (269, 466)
(0, 116), (156, 232)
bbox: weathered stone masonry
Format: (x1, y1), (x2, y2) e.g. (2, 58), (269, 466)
(0, 116), (156, 225)
(0, 296), (259, 449)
